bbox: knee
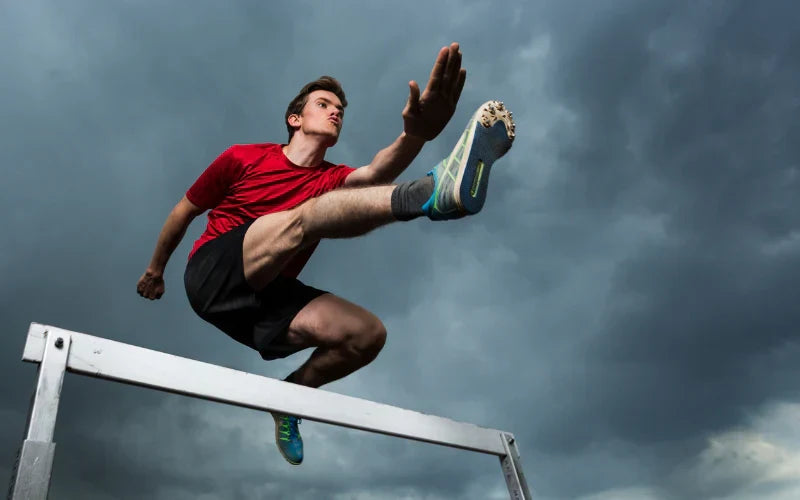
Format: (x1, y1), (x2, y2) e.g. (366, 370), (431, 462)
(248, 208), (307, 256)
(342, 316), (386, 362)
(365, 319), (388, 356)
(283, 209), (307, 249)
(291, 198), (320, 245)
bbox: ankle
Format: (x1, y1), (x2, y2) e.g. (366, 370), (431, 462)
(391, 175), (434, 221)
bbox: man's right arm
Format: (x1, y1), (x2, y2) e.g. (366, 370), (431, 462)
(137, 195), (205, 300)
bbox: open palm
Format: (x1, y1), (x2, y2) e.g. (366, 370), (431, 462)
(402, 43), (467, 141)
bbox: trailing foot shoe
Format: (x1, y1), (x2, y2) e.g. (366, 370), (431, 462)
(272, 412), (303, 465)
(423, 100), (515, 220)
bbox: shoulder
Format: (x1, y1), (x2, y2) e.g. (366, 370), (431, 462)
(220, 143), (286, 172)
(321, 159), (354, 171)
(318, 160), (357, 188)
(226, 143), (280, 160)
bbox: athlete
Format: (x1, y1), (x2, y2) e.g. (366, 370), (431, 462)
(136, 43), (515, 465)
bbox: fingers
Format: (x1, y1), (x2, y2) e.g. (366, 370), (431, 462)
(137, 285), (156, 299)
(453, 68), (466, 103)
(442, 43), (462, 93)
(426, 46), (449, 92)
(407, 80), (420, 111)
(137, 274), (164, 300)
(425, 43), (463, 99)
(140, 287), (163, 300)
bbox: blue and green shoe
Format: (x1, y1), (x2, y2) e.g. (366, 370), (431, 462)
(272, 412), (303, 465)
(423, 100), (515, 220)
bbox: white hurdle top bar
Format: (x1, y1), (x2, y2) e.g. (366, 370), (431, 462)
(22, 323), (508, 455)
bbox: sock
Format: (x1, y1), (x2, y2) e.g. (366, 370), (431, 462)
(391, 175), (434, 221)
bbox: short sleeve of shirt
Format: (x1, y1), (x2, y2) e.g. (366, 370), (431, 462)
(186, 146), (241, 209)
(323, 163), (356, 191)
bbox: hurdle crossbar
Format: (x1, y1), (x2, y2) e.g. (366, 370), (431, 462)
(9, 323), (531, 499)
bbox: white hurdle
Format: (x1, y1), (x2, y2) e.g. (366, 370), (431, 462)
(9, 323), (531, 499)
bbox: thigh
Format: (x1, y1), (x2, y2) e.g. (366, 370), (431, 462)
(242, 208), (310, 290)
(283, 293), (383, 349)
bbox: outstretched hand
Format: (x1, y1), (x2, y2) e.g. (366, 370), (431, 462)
(137, 269), (164, 300)
(402, 42), (467, 141)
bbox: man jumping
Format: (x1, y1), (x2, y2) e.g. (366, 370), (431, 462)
(136, 43), (515, 465)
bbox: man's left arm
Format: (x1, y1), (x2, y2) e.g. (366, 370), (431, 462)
(345, 43), (466, 187)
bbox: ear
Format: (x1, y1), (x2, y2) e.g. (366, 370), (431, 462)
(287, 113), (301, 130)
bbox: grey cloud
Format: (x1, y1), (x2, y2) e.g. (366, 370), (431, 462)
(3, 1), (799, 499)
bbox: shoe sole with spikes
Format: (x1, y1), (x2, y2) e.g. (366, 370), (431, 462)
(423, 100), (515, 220)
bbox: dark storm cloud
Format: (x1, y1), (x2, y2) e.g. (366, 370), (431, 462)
(504, 2), (800, 498)
(2, 1), (799, 499)
(552, 0), (800, 435)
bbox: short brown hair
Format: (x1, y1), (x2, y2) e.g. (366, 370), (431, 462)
(285, 76), (348, 141)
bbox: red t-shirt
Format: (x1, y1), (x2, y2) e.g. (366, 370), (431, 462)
(186, 143), (355, 277)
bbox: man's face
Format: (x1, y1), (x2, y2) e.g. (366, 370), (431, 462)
(289, 90), (344, 145)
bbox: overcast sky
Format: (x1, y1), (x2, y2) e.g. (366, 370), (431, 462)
(2, 1), (799, 499)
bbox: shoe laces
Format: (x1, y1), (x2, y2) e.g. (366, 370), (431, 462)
(279, 415), (301, 441)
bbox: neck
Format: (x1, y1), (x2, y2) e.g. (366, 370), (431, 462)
(283, 135), (329, 167)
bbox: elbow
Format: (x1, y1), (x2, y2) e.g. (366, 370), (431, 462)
(365, 168), (394, 186)
(179, 196), (205, 218)
(171, 200), (204, 227)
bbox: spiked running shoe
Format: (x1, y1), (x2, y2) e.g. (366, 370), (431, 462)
(422, 100), (515, 220)
(272, 413), (303, 465)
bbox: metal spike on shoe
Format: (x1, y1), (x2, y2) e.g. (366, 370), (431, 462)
(476, 100), (516, 142)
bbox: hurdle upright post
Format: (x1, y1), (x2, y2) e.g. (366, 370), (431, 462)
(9, 328), (71, 500)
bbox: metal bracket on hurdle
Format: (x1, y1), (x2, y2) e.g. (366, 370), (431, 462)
(9, 323), (532, 499)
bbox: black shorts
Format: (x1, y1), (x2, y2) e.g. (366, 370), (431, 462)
(184, 220), (327, 360)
